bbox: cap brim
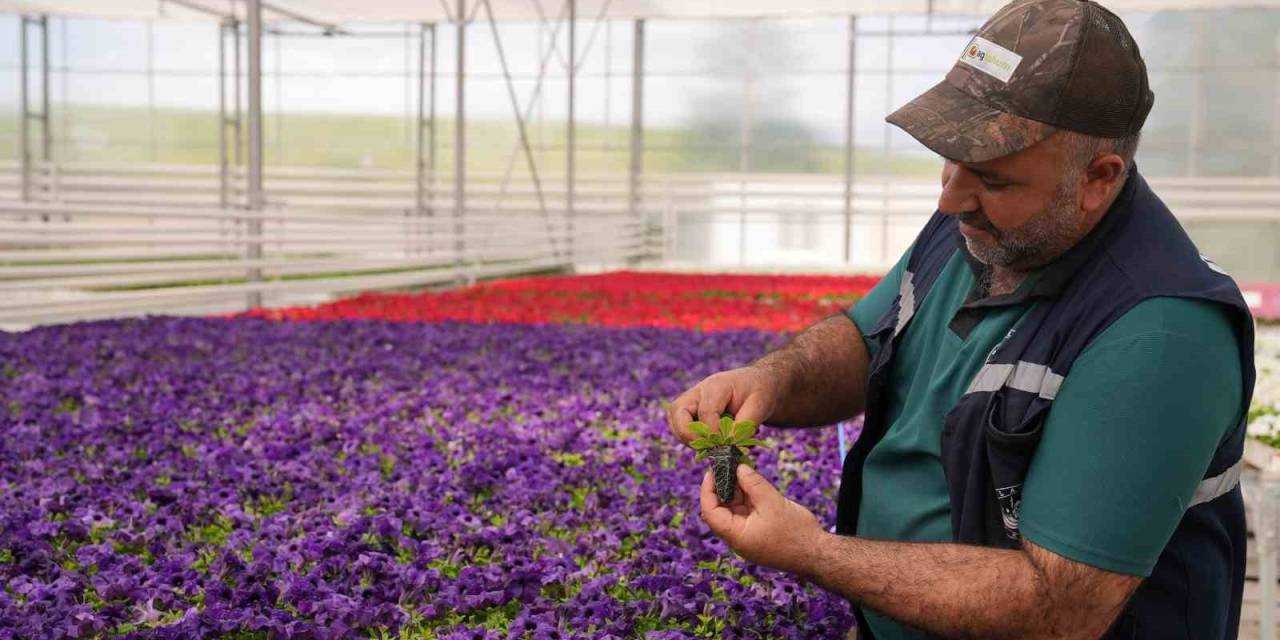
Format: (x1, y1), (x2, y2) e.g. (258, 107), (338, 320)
(886, 80), (1057, 164)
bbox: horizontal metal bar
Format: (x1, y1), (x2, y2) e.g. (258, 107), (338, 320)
(0, 249), (646, 321)
(7, 160), (1280, 189)
(0, 225), (638, 246)
(0, 256), (456, 279)
(260, 1), (348, 35)
(164, 0), (233, 20)
(0, 223), (642, 253)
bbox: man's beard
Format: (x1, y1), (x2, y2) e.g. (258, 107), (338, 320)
(960, 176), (1081, 269)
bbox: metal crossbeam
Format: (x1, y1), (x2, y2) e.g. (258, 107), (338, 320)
(572, 0), (614, 73)
(487, 2), (568, 215)
(163, 0), (233, 20)
(480, 0), (562, 261)
(526, 0), (571, 72)
(260, 1), (347, 35)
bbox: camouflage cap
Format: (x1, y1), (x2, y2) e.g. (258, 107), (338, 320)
(887, 0), (1154, 163)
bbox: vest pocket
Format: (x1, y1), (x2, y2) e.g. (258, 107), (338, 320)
(983, 394), (1049, 541)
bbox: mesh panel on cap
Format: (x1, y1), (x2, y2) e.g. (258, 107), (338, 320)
(1054, 2), (1152, 137)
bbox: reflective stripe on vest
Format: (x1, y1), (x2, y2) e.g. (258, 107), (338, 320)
(1190, 458), (1242, 508)
(894, 271), (916, 338)
(965, 360), (1065, 400)
(966, 360), (1242, 510)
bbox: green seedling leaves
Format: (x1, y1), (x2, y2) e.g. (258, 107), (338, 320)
(689, 437), (716, 450)
(686, 418), (769, 454)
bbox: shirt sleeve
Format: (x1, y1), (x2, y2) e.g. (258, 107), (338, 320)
(1018, 297), (1244, 577)
(846, 247), (912, 353)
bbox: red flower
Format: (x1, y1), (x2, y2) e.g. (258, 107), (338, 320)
(244, 271), (883, 333)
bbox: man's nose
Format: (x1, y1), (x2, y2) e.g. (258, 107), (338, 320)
(938, 163), (980, 215)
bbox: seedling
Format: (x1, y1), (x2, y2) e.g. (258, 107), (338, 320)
(689, 416), (768, 503)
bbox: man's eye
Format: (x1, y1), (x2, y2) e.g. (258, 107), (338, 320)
(981, 180), (1010, 191)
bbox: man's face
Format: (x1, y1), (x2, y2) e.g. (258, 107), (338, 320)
(937, 134), (1085, 271)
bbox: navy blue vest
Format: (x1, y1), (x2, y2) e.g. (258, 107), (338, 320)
(839, 171), (1256, 639)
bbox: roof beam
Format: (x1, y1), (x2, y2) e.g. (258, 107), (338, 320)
(259, 1), (348, 35)
(163, 0), (234, 21)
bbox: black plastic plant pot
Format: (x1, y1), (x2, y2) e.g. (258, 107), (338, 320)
(707, 445), (742, 504)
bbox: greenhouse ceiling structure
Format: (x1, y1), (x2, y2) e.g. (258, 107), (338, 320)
(11, 0), (1275, 226)
(4, 0), (1280, 326)
(11, 0), (1280, 21)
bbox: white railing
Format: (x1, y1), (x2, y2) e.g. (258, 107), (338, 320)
(0, 161), (658, 328)
(4, 160), (1280, 330)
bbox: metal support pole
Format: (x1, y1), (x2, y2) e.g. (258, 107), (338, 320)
(1260, 474), (1279, 640)
(630, 19), (645, 257)
(147, 20), (156, 162)
(274, 32), (283, 165)
(455, 0), (467, 272)
(538, 19), (546, 168)
(40, 16), (50, 168)
(1273, 30), (1280, 177)
(416, 22), (437, 256)
(428, 23), (438, 226)
(567, 0), (577, 268)
(218, 21), (229, 207)
(59, 17), (67, 164)
(17, 16), (50, 202)
(19, 17), (30, 202)
(604, 21), (611, 134)
(416, 23), (428, 222)
(738, 21), (756, 266)
(234, 22), (243, 168)
(843, 16), (857, 264)
(404, 23), (412, 150)
(246, 0), (264, 309)
(1189, 13), (1204, 178)
(881, 16), (895, 264)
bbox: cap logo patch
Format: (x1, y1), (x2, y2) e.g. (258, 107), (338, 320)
(959, 36), (1022, 83)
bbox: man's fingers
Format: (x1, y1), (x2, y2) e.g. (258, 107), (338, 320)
(668, 388), (700, 442)
(699, 471), (733, 534)
(736, 464), (780, 505)
(735, 393), (770, 428)
(696, 380), (732, 428)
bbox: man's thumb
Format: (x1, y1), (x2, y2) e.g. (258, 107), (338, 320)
(736, 464), (779, 502)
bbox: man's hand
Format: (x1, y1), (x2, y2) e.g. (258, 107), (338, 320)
(667, 366), (784, 446)
(698, 464), (823, 576)
(694, 463), (1143, 639)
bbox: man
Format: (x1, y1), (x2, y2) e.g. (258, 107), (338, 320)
(667, 1), (1256, 638)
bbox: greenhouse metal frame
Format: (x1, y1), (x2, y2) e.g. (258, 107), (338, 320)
(6, 0), (1280, 635)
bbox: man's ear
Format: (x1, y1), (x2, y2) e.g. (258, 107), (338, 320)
(1081, 154), (1127, 214)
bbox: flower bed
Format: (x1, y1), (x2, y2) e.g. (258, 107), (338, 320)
(246, 271), (880, 334)
(0, 318), (854, 638)
(9, 269), (1274, 638)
